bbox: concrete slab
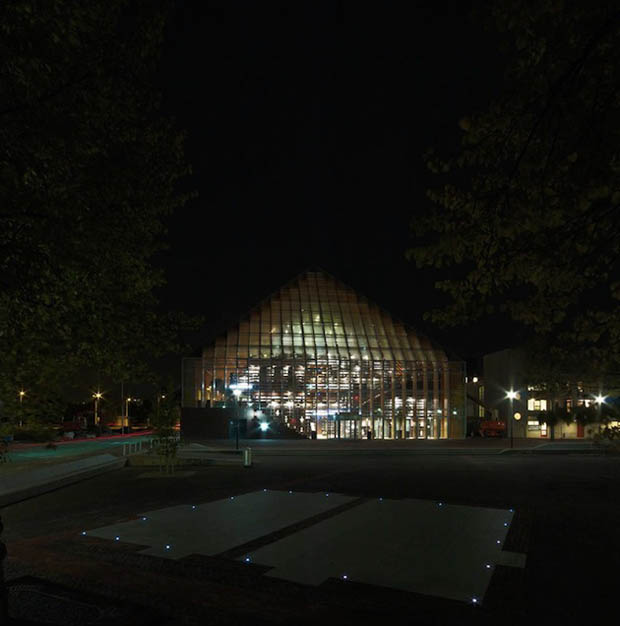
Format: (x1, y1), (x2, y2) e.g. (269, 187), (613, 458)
(242, 498), (518, 604)
(85, 490), (354, 559)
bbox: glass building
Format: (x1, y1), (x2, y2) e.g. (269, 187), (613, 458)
(182, 271), (466, 439)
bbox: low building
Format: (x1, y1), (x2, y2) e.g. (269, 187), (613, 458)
(483, 348), (618, 439)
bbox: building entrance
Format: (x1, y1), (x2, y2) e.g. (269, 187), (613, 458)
(337, 418), (362, 439)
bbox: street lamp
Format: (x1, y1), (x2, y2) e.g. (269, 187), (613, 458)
(155, 393), (166, 427)
(18, 390), (26, 427)
(232, 388), (242, 450)
(594, 394), (606, 433)
(506, 390), (518, 449)
(92, 391), (103, 427)
(124, 397), (134, 435)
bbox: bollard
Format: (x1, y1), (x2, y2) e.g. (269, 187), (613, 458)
(243, 447), (252, 468)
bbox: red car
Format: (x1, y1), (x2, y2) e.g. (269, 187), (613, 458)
(479, 420), (506, 437)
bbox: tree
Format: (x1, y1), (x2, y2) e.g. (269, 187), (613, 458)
(151, 383), (180, 474)
(409, 1), (620, 380)
(0, 1), (193, 414)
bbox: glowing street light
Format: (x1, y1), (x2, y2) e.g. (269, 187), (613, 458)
(505, 390), (519, 448)
(594, 394), (606, 433)
(92, 391), (103, 426)
(124, 397), (134, 434)
(18, 389), (26, 426)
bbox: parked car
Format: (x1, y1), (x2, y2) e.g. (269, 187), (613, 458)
(479, 420), (506, 437)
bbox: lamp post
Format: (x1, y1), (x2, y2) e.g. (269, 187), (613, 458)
(92, 391), (103, 427)
(506, 390), (518, 449)
(594, 394), (606, 434)
(155, 393), (166, 427)
(124, 397), (133, 435)
(232, 388), (241, 450)
(18, 390), (25, 427)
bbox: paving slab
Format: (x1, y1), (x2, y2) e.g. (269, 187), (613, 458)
(242, 498), (521, 604)
(85, 489), (355, 559)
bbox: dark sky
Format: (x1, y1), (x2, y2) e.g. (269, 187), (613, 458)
(153, 1), (508, 367)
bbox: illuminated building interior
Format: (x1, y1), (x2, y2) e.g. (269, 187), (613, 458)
(182, 271), (466, 439)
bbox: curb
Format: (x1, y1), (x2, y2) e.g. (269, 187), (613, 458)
(0, 457), (127, 508)
(498, 448), (600, 455)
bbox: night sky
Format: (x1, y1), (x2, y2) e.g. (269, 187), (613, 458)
(153, 1), (508, 369)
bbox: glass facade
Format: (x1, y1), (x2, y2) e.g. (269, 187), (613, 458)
(182, 271), (466, 438)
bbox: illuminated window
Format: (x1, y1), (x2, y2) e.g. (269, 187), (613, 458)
(527, 398), (547, 411)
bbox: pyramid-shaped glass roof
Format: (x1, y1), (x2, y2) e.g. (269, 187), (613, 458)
(204, 270), (447, 364)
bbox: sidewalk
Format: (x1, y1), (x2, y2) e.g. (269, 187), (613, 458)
(0, 454), (126, 507)
(0, 432), (152, 508)
(189, 437), (599, 455)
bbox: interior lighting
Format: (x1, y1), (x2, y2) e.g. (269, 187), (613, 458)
(115, 536), (120, 541)
(472, 597), (478, 605)
(230, 496), (234, 500)
(504, 522), (508, 527)
(142, 517), (147, 521)
(165, 545), (171, 550)
(192, 506), (196, 510)
(496, 540), (501, 544)
(485, 564), (492, 569)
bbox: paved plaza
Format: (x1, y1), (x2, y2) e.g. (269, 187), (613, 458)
(84, 490), (520, 603)
(2, 445), (619, 625)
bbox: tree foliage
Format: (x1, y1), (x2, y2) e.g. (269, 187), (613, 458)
(0, 1), (193, 410)
(409, 1), (620, 378)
